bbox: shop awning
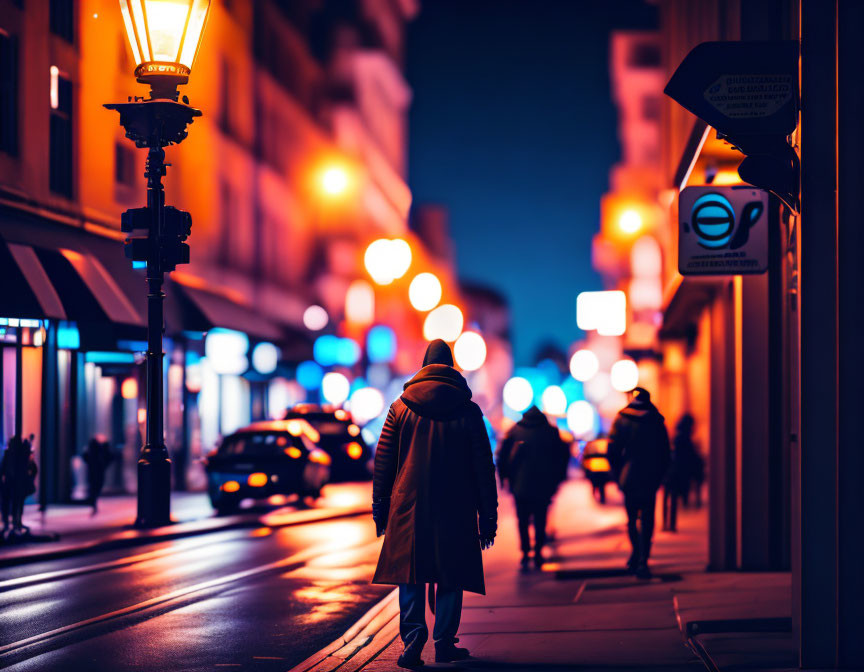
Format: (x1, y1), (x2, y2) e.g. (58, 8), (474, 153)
(174, 282), (284, 342)
(0, 241), (67, 320)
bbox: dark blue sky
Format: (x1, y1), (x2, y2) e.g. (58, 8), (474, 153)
(406, 0), (657, 365)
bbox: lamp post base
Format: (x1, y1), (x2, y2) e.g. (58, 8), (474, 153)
(135, 448), (173, 528)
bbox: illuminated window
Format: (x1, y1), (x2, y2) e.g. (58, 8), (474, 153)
(50, 0), (75, 43)
(49, 70), (73, 198)
(0, 32), (17, 156)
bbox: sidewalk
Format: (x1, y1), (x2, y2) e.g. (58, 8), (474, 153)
(0, 483), (372, 566)
(294, 476), (795, 672)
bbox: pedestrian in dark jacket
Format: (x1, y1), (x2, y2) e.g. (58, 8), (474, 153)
(607, 387), (670, 579)
(83, 437), (113, 515)
(0, 435), (38, 535)
(496, 405), (569, 570)
(372, 339), (498, 670)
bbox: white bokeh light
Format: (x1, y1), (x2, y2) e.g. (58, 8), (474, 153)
(251, 342), (279, 375)
(541, 385), (567, 416)
(454, 331), (487, 371)
(503, 376), (534, 412)
(303, 305), (328, 331)
(409, 273), (442, 312)
(569, 349), (599, 382)
(610, 359), (640, 392)
(321, 372), (350, 406)
(567, 400), (596, 437)
(349, 387), (385, 425)
(423, 304), (464, 342)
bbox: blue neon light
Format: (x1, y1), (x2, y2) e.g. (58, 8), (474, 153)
(57, 321), (80, 350)
(85, 351), (136, 364)
(367, 325), (397, 364)
(296, 360), (324, 390)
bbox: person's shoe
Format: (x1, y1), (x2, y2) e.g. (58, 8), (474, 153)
(435, 642), (470, 663)
(626, 554), (638, 573)
(520, 554), (531, 571)
(397, 651), (424, 669)
(533, 551), (545, 569)
(635, 563), (652, 580)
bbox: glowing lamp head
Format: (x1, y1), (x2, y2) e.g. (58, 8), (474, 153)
(119, 0), (212, 99)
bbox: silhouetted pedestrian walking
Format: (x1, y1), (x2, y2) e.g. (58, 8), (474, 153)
(497, 405), (569, 569)
(608, 388), (670, 579)
(663, 414), (700, 531)
(0, 435), (38, 536)
(83, 436), (113, 515)
(372, 339), (498, 670)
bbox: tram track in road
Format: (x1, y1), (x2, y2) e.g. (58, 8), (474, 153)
(0, 536), (383, 667)
(0, 503), (372, 593)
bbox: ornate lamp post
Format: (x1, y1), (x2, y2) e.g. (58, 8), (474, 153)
(106, 0), (211, 527)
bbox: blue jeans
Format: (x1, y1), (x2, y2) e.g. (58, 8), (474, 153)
(398, 583), (462, 653)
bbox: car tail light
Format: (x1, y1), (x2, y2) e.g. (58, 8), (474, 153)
(248, 472), (268, 487)
(308, 449), (331, 466)
(221, 480), (240, 493)
(284, 446), (302, 459)
(346, 442), (364, 460)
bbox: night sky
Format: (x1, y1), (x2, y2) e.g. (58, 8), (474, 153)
(407, 0), (657, 366)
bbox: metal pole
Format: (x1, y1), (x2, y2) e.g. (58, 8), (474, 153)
(135, 145), (172, 528)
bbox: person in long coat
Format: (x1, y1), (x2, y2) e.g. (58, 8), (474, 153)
(608, 387), (670, 579)
(372, 339), (498, 669)
(496, 405), (569, 569)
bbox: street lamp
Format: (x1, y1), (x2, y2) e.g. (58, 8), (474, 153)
(106, 0), (211, 528)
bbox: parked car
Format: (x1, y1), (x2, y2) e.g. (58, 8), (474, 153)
(283, 404), (373, 482)
(204, 419), (331, 514)
(581, 437), (612, 503)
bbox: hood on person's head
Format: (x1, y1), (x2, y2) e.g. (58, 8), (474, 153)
(422, 339), (454, 367)
(401, 363), (471, 420)
(621, 386), (661, 419)
(518, 405), (548, 427)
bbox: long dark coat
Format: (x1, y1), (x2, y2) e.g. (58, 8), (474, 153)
(496, 406), (569, 501)
(607, 397), (670, 497)
(372, 364), (498, 594)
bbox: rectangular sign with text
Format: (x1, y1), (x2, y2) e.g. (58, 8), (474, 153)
(678, 186), (769, 276)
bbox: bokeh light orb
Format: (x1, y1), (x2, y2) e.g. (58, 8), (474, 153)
(251, 342), (279, 375)
(321, 372), (350, 406)
(618, 209), (643, 234)
(423, 304), (464, 342)
(503, 376), (534, 412)
(454, 331), (487, 371)
(349, 387), (386, 424)
(569, 349), (599, 382)
(409, 273), (442, 312)
(303, 305), (328, 331)
(296, 360), (324, 390)
(541, 385), (567, 416)
(610, 359), (640, 392)
(584, 371), (613, 403)
(321, 166), (350, 196)
(567, 400), (596, 436)
(364, 238), (412, 285)
(205, 328), (249, 375)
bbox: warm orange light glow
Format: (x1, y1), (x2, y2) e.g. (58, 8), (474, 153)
(121, 377), (138, 400)
(711, 168), (743, 186)
(345, 279), (375, 326)
(247, 472), (268, 487)
(320, 165), (351, 196)
(308, 449), (332, 466)
(221, 480), (240, 493)
(250, 526), (272, 537)
(346, 442), (364, 460)
(119, 0), (212, 79)
(618, 209), (643, 234)
(334, 409), (349, 421)
(137, 408), (147, 424)
(347, 424), (360, 437)
(285, 446), (302, 459)
(583, 456), (611, 472)
(267, 494), (289, 506)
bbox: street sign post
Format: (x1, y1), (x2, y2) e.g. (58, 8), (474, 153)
(678, 186), (769, 276)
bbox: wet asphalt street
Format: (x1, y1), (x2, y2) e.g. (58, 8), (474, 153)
(0, 484), (389, 672)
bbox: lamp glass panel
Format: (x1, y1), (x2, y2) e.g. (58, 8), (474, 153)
(145, 0), (190, 62)
(120, 1), (143, 64)
(178, 0), (210, 68)
(130, 0), (151, 61)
